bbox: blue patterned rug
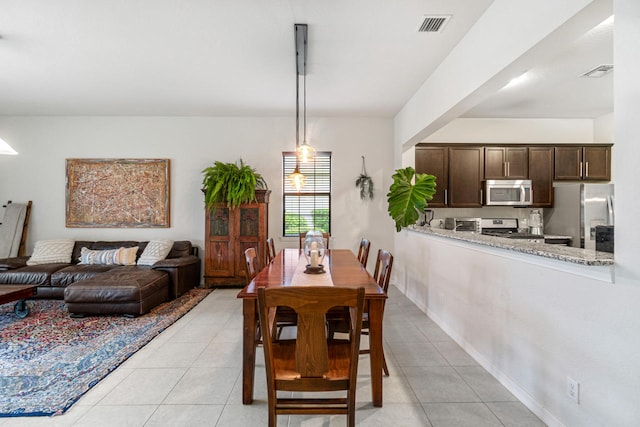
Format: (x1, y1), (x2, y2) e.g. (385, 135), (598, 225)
(0, 288), (212, 417)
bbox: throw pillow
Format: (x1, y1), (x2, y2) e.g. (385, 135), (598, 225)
(116, 246), (139, 266)
(26, 239), (75, 265)
(79, 247), (120, 265)
(137, 240), (174, 266)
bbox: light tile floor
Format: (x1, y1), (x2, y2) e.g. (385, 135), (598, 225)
(1, 287), (546, 426)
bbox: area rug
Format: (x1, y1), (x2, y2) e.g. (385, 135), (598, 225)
(0, 288), (212, 417)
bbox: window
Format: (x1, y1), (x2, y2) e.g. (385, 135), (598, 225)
(282, 151), (331, 237)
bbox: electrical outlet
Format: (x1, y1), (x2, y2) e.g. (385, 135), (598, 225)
(567, 376), (580, 403)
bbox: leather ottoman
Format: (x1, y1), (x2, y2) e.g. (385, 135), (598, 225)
(64, 267), (170, 317)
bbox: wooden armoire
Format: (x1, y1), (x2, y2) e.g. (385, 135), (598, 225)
(204, 190), (270, 288)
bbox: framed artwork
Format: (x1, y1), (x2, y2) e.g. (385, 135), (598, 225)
(66, 158), (170, 228)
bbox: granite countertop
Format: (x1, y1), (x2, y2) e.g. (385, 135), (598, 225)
(407, 225), (614, 266)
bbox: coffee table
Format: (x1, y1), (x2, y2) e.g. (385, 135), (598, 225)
(0, 284), (38, 318)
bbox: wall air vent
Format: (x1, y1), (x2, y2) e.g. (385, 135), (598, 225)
(579, 64), (613, 78)
(418, 15), (451, 33)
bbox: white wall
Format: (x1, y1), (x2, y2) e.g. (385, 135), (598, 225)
(396, 230), (640, 427)
(0, 116), (395, 276)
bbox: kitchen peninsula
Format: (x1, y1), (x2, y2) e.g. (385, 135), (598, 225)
(407, 224), (613, 266)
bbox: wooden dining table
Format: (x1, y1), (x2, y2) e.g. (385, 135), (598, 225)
(237, 248), (388, 407)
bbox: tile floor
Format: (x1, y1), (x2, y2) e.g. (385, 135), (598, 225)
(0, 286), (546, 426)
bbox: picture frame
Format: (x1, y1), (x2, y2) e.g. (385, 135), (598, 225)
(66, 158), (170, 228)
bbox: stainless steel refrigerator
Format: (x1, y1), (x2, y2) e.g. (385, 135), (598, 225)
(544, 182), (614, 250)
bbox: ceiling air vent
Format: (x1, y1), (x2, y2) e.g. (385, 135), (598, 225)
(418, 15), (451, 33)
(579, 64), (613, 78)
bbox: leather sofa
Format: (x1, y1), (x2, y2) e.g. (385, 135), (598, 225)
(0, 240), (201, 316)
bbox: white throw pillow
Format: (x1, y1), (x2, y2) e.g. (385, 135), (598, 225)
(26, 239), (75, 265)
(137, 240), (174, 266)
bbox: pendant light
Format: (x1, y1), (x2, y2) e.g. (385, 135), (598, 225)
(288, 24), (309, 192)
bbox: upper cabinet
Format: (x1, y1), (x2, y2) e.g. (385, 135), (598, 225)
(484, 147), (528, 179)
(415, 146), (448, 207)
(554, 145), (611, 181)
(415, 145), (483, 208)
(448, 147), (484, 207)
(528, 147), (554, 207)
(416, 143), (612, 209)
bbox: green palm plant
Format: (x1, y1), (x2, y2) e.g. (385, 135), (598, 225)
(387, 166), (436, 232)
(202, 159), (267, 210)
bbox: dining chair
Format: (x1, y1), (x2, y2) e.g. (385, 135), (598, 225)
(356, 238), (371, 268)
(327, 249), (393, 377)
(365, 249), (394, 376)
(266, 237), (276, 264)
(244, 247), (259, 284)
(257, 286), (365, 427)
(298, 232), (330, 250)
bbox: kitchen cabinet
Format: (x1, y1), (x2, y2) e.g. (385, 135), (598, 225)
(415, 146), (448, 207)
(484, 147), (528, 179)
(528, 147), (554, 207)
(204, 190), (270, 287)
(415, 145), (483, 207)
(554, 145), (611, 181)
(448, 147), (484, 207)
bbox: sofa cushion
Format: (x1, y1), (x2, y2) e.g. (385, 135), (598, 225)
(79, 246), (139, 266)
(27, 239), (75, 265)
(80, 247), (120, 265)
(51, 264), (120, 287)
(117, 246), (139, 265)
(137, 240), (173, 266)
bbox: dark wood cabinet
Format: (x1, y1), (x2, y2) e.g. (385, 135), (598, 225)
(528, 147), (554, 207)
(415, 145), (483, 207)
(484, 147), (528, 179)
(583, 146), (611, 180)
(448, 147), (484, 207)
(554, 145), (611, 181)
(415, 146), (448, 207)
(204, 190), (270, 288)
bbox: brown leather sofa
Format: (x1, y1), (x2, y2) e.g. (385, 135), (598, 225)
(0, 240), (201, 316)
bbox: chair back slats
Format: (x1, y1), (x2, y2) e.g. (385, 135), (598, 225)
(356, 238), (370, 268)
(373, 249), (394, 293)
(266, 237), (276, 264)
(295, 312), (330, 376)
(244, 247), (259, 283)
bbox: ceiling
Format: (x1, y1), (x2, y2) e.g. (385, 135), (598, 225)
(0, 1), (612, 120)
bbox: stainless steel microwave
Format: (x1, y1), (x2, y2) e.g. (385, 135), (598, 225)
(484, 180), (533, 206)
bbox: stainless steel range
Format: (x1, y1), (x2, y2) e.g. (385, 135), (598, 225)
(480, 218), (545, 243)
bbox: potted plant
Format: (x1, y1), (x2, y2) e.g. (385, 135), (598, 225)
(202, 159), (268, 210)
(386, 166), (436, 232)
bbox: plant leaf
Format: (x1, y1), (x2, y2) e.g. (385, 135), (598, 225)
(387, 167), (436, 232)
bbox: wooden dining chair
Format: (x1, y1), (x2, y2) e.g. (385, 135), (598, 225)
(356, 238), (371, 268)
(257, 286), (365, 427)
(327, 249), (393, 377)
(298, 232), (330, 250)
(244, 247), (259, 283)
(365, 249), (394, 376)
(266, 237), (276, 264)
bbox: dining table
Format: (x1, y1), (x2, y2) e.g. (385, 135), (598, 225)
(237, 248), (388, 407)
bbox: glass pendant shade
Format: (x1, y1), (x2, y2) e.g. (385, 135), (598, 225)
(288, 165), (306, 192)
(297, 140), (315, 163)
